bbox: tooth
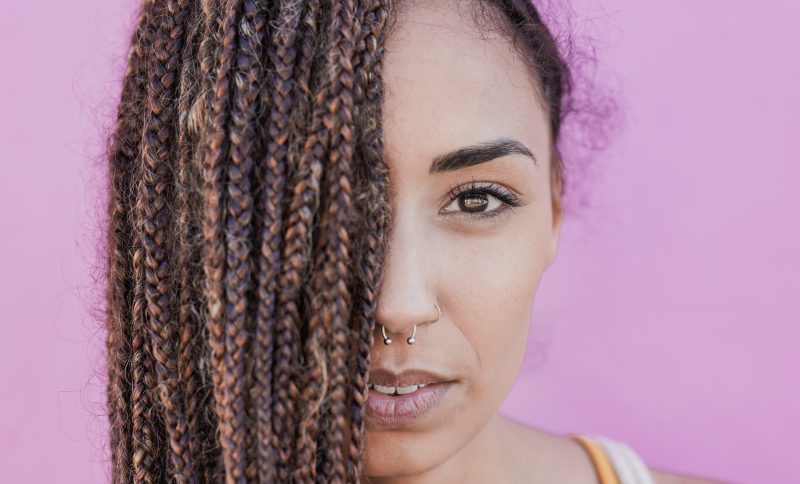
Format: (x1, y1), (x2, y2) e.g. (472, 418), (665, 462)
(373, 384), (396, 394)
(395, 385), (419, 395)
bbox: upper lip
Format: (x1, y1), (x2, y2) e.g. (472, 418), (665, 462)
(368, 368), (454, 387)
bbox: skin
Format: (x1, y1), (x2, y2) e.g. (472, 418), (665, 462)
(361, 1), (721, 483)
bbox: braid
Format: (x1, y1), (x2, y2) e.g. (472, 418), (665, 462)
(270, 48), (315, 484)
(138, 0), (198, 480)
(287, 3), (336, 482)
(128, 4), (171, 484)
(347, 2), (392, 480)
(131, 181), (167, 484)
(176, 3), (209, 480)
(253, 0), (303, 481)
(289, 0), (327, 477)
(222, 0), (266, 480)
(193, 2), (226, 480)
(200, 0), (243, 482)
(105, 2), (157, 482)
(309, 0), (361, 481)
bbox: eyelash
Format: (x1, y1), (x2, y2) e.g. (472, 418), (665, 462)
(440, 180), (523, 222)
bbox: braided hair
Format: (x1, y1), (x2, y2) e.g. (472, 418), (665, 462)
(103, 0), (574, 481)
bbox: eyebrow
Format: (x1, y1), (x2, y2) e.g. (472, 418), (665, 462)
(429, 137), (538, 174)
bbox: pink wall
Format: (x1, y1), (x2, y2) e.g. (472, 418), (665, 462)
(501, 2), (800, 483)
(1, 1), (796, 482)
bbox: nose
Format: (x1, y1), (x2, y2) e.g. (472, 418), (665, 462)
(374, 216), (438, 342)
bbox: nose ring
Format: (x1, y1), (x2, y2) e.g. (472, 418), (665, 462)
(381, 304), (441, 345)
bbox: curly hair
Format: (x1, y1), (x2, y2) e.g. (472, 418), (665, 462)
(103, 0), (576, 481)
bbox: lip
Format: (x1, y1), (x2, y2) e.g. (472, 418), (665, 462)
(367, 368), (452, 387)
(365, 368), (455, 427)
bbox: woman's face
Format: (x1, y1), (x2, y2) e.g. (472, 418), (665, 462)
(362, 0), (563, 479)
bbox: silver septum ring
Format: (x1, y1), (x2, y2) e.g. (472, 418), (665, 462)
(381, 304), (441, 345)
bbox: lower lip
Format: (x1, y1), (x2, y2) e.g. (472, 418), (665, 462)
(365, 382), (453, 427)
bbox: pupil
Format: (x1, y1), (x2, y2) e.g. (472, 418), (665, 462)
(459, 193), (488, 212)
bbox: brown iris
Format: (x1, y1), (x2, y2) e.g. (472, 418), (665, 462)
(460, 193), (489, 212)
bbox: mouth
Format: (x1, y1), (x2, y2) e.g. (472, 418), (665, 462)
(365, 367), (455, 427)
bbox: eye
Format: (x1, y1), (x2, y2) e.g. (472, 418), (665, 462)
(439, 180), (523, 221)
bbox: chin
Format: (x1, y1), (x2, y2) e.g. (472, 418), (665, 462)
(361, 429), (443, 480)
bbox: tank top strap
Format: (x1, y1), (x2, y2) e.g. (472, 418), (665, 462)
(570, 434), (656, 484)
(571, 434), (621, 484)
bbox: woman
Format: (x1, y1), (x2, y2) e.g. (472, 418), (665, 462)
(104, 0), (719, 482)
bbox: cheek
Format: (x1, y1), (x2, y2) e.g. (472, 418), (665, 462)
(437, 212), (550, 396)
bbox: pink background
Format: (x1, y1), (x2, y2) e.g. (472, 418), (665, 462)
(1, 1), (797, 483)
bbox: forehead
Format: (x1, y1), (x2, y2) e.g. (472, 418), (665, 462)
(382, 0), (551, 176)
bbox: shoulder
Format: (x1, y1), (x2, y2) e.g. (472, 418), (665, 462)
(561, 431), (726, 484)
(497, 416), (599, 483)
(498, 416), (725, 484)
(576, 433), (726, 484)
(649, 468), (726, 484)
